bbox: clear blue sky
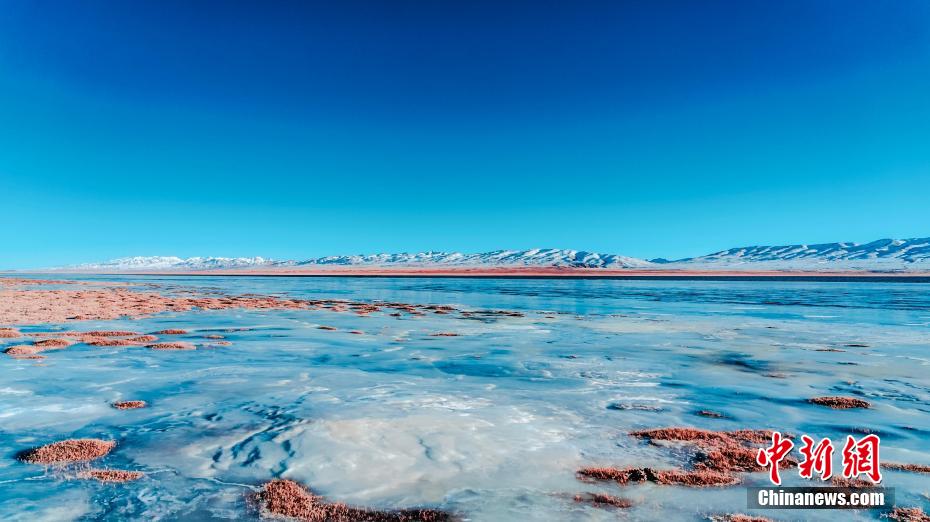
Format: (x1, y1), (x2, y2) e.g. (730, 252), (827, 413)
(2, 1), (929, 268)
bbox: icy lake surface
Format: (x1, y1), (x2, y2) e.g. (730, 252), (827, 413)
(2, 276), (929, 521)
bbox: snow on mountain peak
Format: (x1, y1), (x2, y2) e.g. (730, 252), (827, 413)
(667, 237), (930, 270)
(46, 237), (930, 272)
(65, 256), (276, 271)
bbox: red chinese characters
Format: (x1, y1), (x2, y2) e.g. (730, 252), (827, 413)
(758, 432), (883, 485)
(798, 435), (834, 480)
(841, 434), (882, 484)
(756, 431), (794, 485)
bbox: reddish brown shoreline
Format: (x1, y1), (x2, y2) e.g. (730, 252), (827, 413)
(15, 267), (930, 279)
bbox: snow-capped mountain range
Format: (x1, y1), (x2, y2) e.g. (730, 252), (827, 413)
(51, 238), (930, 272)
(660, 238), (930, 271)
(71, 256), (276, 271)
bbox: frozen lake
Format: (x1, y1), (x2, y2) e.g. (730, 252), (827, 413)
(2, 276), (929, 521)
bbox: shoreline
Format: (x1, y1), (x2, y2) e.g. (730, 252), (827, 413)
(7, 266), (930, 281)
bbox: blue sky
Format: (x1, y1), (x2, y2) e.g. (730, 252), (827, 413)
(2, 1), (929, 268)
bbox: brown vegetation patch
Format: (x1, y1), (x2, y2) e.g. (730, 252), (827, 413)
(586, 426), (797, 488)
(695, 446), (765, 473)
(430, 332), (460, 337)
(808, 396), (871, 409)
(4, 344), (42, 356)
(33, 338), (73, 348)
(884, 507), (930, 522)
(1, 279), (529, 351)
(883, 462), (930, 474)
(78, 469), (144, 482)
(203, 334), (225, 339)
(630, 427), (773, 445)
(18, 439), (115, 464)
(0, 328), (21, 338)
(148, 342), (195, 351)
(831, 476), (877, 488)
(577, 467), (739, 487)
(254, 479), (453, 521)
(653, 469), (740, 487)
(83, 331), (140, 337)
(112, 400), (147, 410)
(696, 410), (725, 418)
(317, 326), (337, 331)
(572, 492), (633, 509)
(0, 278), (81, 287)
(85, 338), (139, 347)
(126, 335), (159, 343)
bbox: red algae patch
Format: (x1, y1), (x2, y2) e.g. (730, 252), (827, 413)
(349, 330), (364, 335)
(652, 469), (740, 487)
(18, 439), (115, 464)
(630, 427), (774, 446)
(830, 476), (877, 488)
(577, 467), (652, 485)
(85, 338), (140, 347)
(77, 469), (144, 482)
(883, 462), (930, 474)
(884, 507), (930, 522)
(808, 396), (871, 409)
(0, 278), (83, 287)
(608, 426), (796, 485)
(148, 342), (195, 351)
(577, 467), (738, 487)
(0, 328), (21, 338)
(0, 285), (303, 325)
(695, 446), (774, 473)
(4, 344), (42, 356)
(33, 338), (73, 348)
(83, 331), (140, 337)
(203, 334), (225, 339)
(126, 335), (158, 343)
(1, 277), (524, 328)
(254, 479), (453, 522)
(572, 492), (633, 509)
(112, 400), (147, 410)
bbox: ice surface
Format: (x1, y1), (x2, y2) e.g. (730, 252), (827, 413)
(1, 276), (929, 520)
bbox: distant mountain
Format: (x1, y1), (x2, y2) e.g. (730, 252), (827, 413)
(296, 249), (654, 268)
(65, 256), (277, 271)
(60, 249), (653, 271)
(665, 237), (930, 271)
(48, 238), (930, 272)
